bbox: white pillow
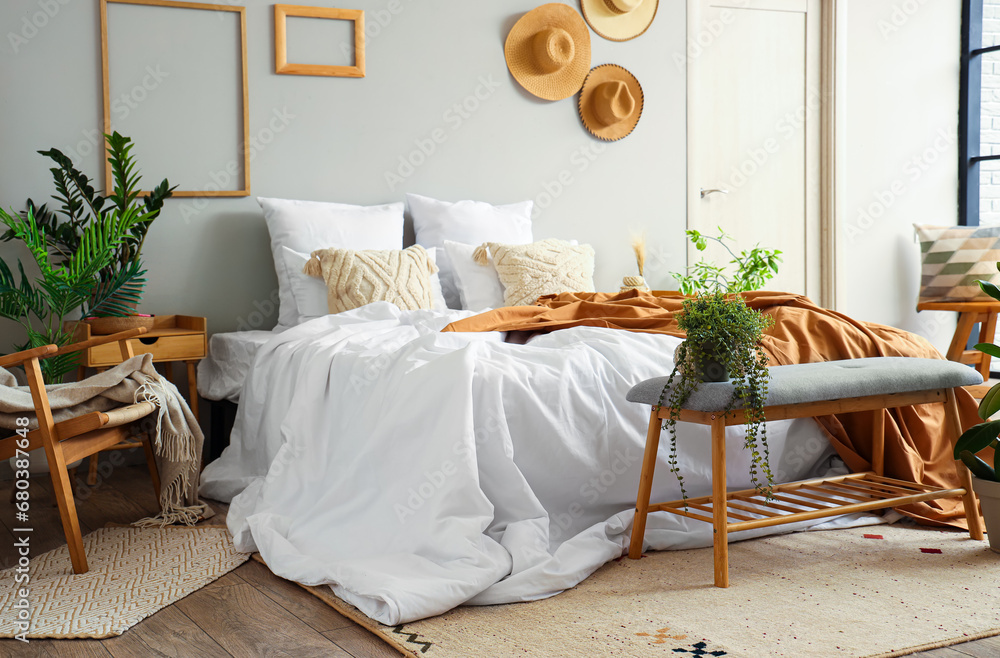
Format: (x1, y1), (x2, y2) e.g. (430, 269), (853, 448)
(280, 247), (332, 323)
(258, 197), (405, 328)
(408, 193), (533, 309)
(281, 246), (447, 324)
(444, 240), (506, 311)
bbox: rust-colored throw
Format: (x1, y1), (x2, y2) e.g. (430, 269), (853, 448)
(443, 289), (981, 528)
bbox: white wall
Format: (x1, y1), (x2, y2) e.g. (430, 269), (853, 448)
(0, 0), (686, 343)
(0, 0), (965, 359)
(841, 0), (961, 355)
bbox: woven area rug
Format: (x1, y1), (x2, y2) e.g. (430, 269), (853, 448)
(0, 526), (249, 639)
(287, 524), (1000, 657)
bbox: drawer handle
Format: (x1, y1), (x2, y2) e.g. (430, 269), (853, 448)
(139, 337), (160, 346)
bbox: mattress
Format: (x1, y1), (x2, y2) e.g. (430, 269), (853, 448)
(196, 330), (276, 403)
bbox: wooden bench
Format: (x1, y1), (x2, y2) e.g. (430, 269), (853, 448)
(625, 357), (986, 587)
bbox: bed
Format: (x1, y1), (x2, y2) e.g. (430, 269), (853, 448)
(197, 194), (976, 626)
(198, 300), (905, 625)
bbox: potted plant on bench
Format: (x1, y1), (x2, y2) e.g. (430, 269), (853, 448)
(661, 229), (782, 499)
(954, 270), (1000, 553)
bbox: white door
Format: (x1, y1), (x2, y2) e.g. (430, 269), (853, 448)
(687, 0), (823, 300)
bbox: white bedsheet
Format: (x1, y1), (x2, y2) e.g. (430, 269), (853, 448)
(197, 330), (276, 403)
(199, 302), (879, 625)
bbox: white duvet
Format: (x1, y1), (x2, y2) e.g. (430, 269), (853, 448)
(199, 302), (875, 625)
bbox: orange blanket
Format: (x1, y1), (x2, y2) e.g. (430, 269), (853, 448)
(443, 290), (980, 528)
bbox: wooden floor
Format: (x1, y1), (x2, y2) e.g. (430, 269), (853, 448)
(0, 462), (400, 658)
(1, 463), (998, 658)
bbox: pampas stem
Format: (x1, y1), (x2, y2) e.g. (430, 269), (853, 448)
(631, 234), (646, 276)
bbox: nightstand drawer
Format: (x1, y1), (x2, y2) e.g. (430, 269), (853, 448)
(87, 333), (207, 367)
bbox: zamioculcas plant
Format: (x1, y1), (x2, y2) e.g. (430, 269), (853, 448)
(0, 133), (171, 382)
(1, 132), (174, 317)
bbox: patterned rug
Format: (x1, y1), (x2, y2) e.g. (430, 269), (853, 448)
(0, 526), (249, 639)
(286, 524), (1000, 657)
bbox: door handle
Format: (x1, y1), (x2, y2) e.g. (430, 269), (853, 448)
(700, 188), (730, 199)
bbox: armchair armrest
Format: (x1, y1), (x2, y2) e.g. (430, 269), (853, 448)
(53, 327), (148, 357)
(0, 344), (58, 369)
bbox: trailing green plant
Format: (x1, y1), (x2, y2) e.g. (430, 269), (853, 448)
(658, 290), (775, 500)
(954, 268), (1000, 483)
(658, 229), (780, 501)
(0, 132), (174, 316)
(670, 227), (783, 295)
(0, 133), (172, 382)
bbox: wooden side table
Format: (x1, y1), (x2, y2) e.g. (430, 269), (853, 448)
(70, 315), (207, 484)
(916, 301), (1000, 380)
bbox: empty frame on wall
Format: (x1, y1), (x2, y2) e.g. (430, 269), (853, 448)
(274, 4), (366, 78)
(100, 0), (250, 197)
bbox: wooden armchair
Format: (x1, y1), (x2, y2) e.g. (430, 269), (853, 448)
(0, 328), (160, 574)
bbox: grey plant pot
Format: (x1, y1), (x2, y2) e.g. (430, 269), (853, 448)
(972, 476), (1000, 554)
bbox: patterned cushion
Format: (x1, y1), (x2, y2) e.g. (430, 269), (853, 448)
(303, 245), (438, 314)
(483, 239), (596, 307)
(915, 224), (1000, 303)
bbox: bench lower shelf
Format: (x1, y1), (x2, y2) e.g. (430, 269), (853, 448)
(652, 471), (967, 533)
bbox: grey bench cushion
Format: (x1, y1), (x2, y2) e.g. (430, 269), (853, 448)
(626, 357), (984, 412)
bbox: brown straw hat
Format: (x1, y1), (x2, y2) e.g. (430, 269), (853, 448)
(578, 64), (643, 141)
(505, 3), (592, 101)
(581, 0), (659, 42)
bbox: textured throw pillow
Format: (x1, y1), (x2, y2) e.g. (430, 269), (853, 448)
(283, 246), (447, 323)
(915, 224), (1000, 303)
(303, 245), (439, 314)
(477, 239), (596, 307)
(258, 197), (405, 328)
(408, 193), (533, 309)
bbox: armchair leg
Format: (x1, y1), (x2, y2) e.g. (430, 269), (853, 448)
(87, 454), (99, 486)
(45, 443), (88, 574)
(141, 432), (161, 512)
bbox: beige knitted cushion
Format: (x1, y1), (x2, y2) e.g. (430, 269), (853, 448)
(303, 245), (438, 314)
(475, 239), (596, 307)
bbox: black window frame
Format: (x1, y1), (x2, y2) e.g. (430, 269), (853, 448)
(960, 0), (1000, 226)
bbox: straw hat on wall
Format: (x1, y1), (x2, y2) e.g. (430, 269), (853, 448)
(577, 64), (643, 141)
(505, 3), (592, 101)
(580, 0), (659, 42)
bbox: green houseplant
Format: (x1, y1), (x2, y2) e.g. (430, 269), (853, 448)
(0, 133), (172, 382)
(660, 229), (780, 500)
(1, 132), (174, 318)
(954, 270), (1000, 553)
(670, 227), (783, 295)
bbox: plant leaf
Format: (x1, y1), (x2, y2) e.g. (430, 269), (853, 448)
(954, 419), (1000, 457)
(978, 382), (1000, 420)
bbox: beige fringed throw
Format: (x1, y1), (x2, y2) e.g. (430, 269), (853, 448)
(0, 354), (211, 527)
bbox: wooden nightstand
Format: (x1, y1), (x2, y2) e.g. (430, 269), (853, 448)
(71, 315), (207, 420)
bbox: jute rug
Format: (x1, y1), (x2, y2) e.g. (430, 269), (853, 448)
(286, 524), (1000, 657)
(0, 526), (249, 639)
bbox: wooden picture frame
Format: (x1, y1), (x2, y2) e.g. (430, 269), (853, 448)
(274, 4), (365, 78)
(100, 0), (250, 197)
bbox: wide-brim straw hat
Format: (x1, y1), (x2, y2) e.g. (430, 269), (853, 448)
(505, 3), (592, 101)
(578, 64), (643, 141)
(581, 0), (659, 42)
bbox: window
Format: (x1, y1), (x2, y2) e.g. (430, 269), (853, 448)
(961, 0), (1000, 226)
